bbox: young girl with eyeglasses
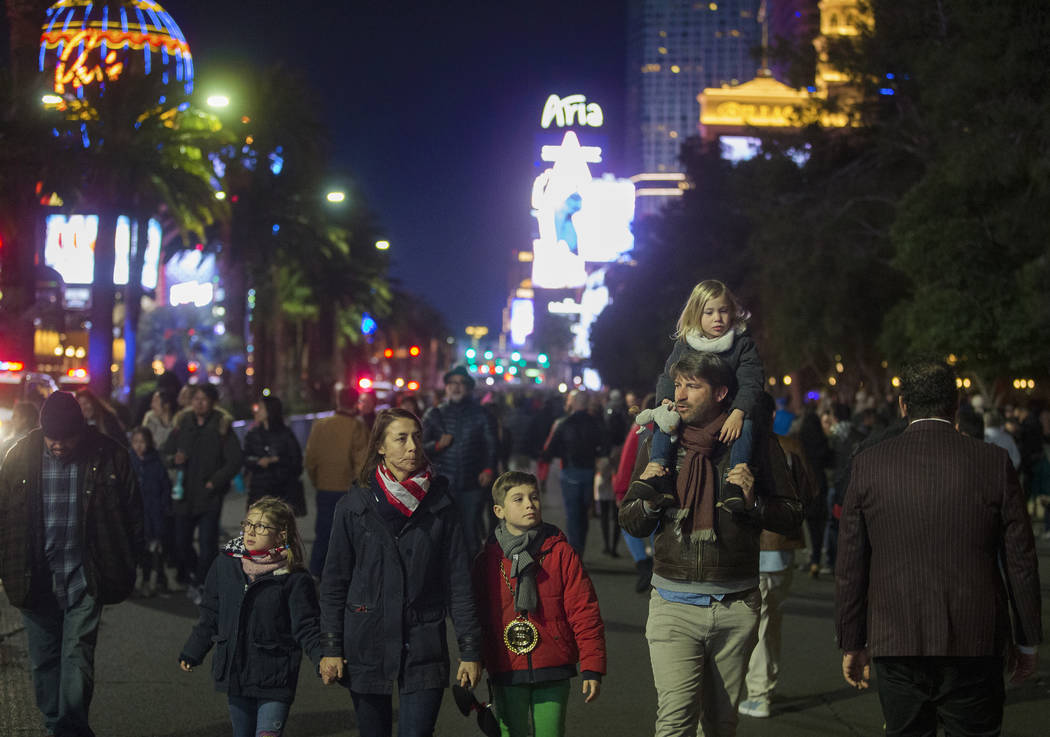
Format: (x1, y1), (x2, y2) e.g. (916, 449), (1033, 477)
(179, 497), (321, 737)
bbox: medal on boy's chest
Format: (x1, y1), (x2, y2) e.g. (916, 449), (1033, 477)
(499, 558), (540, 655)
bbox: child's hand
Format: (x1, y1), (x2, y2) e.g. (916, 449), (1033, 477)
(179, 660), (193, 672)
(457, 660), (482, 688)
(320, 656), (345, 684)
(719, 409), (745, 443)
(582, 679), (601, 703)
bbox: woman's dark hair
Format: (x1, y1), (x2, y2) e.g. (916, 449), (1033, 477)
(153, 389), (177, 416)
(75, 388), (124, 430)
(259, 394), (286, 430)
(130, 425), (156, 451)
(358, 408), (424, 486)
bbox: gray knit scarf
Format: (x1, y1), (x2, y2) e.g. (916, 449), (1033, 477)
(494, 522), (549, 614)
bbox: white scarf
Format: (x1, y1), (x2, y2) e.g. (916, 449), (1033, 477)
(684, 328), (736, 354)
(375, 463), (432, 517)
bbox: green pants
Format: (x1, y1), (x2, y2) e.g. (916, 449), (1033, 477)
(491, 679), (570, 737)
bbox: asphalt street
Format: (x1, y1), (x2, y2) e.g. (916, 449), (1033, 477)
(2, 473), (1048, 737)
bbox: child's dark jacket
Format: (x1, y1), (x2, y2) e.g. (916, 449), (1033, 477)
(179, 550), (321, 703)
(472, 524), (606, 685)
(656, 333), (764, 418)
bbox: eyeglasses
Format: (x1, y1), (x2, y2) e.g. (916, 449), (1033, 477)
(241, 520), (278, 535)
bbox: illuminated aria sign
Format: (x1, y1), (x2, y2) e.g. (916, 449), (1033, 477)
(541, 94), (604, 129)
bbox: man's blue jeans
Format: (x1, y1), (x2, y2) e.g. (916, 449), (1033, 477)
(560, 467), (595, 554)
(227, 695), (291, 737)
(311, 489), (345, 578)
(21, 589), (103, 737)
(351, 686), (444, 737)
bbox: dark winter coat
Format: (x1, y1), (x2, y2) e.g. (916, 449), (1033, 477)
(243, 424), (303, 504)
(179, 551), (321, 703)
(422, 398), (498, 490)
(472, 524), (606, 685)
(130, 449), (171, 541)
(656, 333), (765, 418)
(163, 409), (243, 516)
(541, 410), (608, 470)
(619, 432), (803, 584)
(0, 428), (144, 608)
(319, 475), (482, 695)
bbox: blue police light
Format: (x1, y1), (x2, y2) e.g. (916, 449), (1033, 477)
(360, 313), (377, 335)
(879, 88), (895, 96)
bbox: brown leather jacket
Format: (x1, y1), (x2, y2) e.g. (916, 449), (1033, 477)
(619, 431), (804, 584)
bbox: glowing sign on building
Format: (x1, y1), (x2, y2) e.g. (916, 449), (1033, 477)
(531, 131), (635, 289)
(509, 299), (535, 347)
(44, 214), (161, 288)
(165, 250), (217, 307)
(541, 94), (604, 129)
(39, 1), (194, 101)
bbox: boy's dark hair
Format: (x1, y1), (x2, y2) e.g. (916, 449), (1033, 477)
(899, 359), (957, 420)
(492, 471), (538, 507)
(668, 352), (736, 404)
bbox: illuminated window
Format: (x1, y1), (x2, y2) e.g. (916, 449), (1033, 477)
(669, 131), (678, 139)
(670, 65), (681, 73)
(709, 2), (718, 9)
(659, 30), (667, 37)
(658, 47), (668, 54)
(730, 29), (740, 37)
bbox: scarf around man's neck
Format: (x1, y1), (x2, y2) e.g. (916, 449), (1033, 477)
(494, 522), (549, 614)
(676, 411), (728, 542)
(375, 462), (432, 517)
(223, 535), (290, 580)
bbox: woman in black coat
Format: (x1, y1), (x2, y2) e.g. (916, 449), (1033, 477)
(318, 408), (482, 737)
(243, 395), (303, 508)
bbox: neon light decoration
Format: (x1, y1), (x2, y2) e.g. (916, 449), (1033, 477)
(541, 94), (604, 129)
(530, 131), (635, 289)
(39, 1), (193, 99)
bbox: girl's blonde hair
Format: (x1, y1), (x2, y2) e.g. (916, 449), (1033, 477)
(674, 279), (749, 339)
(246, 496), (306, 570)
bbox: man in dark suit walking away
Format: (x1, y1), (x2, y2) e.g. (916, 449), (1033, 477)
(835, 359), (1041, 737)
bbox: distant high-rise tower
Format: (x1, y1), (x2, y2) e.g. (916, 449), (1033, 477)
(626, 1), (813, 213)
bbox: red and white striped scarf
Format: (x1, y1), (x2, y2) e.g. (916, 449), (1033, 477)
(376, 463), (432, 517)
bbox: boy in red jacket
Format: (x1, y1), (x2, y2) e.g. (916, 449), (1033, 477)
(472, 471), (606, 737)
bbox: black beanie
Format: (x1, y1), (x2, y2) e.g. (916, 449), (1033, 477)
(40, 391), (87, 440)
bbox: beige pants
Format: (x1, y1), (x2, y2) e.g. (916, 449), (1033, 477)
(744, 568), (794, 703)
(646, 588), (760, 737)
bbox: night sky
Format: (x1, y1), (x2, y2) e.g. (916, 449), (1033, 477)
(174, 1), (628, 335)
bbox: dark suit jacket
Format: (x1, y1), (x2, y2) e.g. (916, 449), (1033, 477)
(835, 419), (1041, 657)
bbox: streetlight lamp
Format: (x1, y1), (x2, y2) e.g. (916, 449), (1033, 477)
(206, 94), (230, 108)
(375, 240), (390, 250)
(326, 191), (346, 204)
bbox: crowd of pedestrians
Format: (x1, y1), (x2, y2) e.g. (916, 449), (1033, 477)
(0, 334), (1045, 735)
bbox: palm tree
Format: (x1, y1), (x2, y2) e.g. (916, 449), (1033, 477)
(41, 76), (230, 397)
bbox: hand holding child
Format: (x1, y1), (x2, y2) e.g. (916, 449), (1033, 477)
(582, 679), (601, 703)
(320, 656), (345, 685)
(179, 660), (193, 672)
(719, 409), (745, 444)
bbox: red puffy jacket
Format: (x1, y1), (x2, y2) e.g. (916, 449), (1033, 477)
(472, 525), (606, 680)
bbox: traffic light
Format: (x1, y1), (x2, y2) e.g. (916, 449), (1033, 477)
(409, 345), (421, 357)
(383, 348), (394, 359)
